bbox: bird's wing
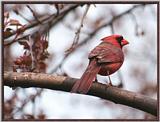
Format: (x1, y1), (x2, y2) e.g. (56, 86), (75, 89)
(88, 42), (124, 64)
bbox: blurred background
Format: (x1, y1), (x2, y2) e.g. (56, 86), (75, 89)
(3, 3), (157, 119)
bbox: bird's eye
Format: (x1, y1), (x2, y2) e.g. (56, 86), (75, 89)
(116, 36), (123, 44)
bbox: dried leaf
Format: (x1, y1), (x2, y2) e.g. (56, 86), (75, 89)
(38, 62), (46, 70)
(4, 12), (9, 18)
(4, 28), (13, 38)
(24, 114), (34, 119)
(14, 58), (23, 65)
(9, 19), (22, 26)
(38, 114), (46, 119)
(43, 41), (48, 49)
(22, 55), (32, 66)
(16, 25), (26, 34)
(14, 54), (32, 66)
(18, 41), (30, 50)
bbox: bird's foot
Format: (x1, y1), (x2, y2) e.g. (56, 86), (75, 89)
(107, 81), (118, 87)
(108, 82), (113, 86)
(93, 77), (98, 83)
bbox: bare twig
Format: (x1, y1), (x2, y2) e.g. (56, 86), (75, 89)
(4, 4), (80, 39)
(4, 34), (30, 46)
(62, 21), (90, 35)
(11, 89), (43, 116)
(26, 5), (42, 24)
(4, 71), (157, 116)
(66, 4), (90, 54)
(77, 4), (145, 47)
(13, 8), (32, 23)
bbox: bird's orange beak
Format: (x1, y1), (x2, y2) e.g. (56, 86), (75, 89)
(121, 39), (129, 46)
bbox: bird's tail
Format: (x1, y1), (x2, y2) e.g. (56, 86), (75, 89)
(71, 59), (101, 94)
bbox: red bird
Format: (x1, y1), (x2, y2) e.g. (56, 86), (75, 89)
(71, 34), (129, 94)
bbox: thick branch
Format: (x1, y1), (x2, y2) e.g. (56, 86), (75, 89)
(3, 71), (157, 116)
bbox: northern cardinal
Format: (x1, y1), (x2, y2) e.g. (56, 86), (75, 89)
(71, 34), (129, 94)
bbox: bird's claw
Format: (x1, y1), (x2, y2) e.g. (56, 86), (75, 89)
(108, 82), (113, 86)
(93, 77), (98, 83)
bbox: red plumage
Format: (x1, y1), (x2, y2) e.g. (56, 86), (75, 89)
(71, 34), (129, 94)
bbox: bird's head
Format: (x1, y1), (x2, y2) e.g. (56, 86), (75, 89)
(101, 34), (129, 48)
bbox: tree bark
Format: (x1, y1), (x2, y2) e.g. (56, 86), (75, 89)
(3, 71), (157, 116)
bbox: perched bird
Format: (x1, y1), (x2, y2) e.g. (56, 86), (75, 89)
(71, 34), (129, 94)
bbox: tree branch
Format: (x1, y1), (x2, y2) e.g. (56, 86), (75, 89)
(4, 4), (80, 39)
(4, 71), (157, 116)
